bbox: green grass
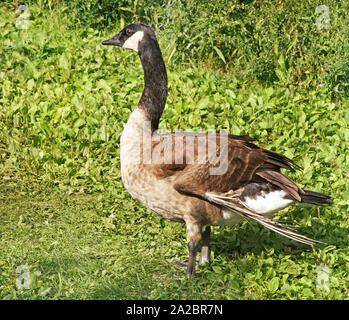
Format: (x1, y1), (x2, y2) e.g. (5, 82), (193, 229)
(1, 172), (349, 299)
(0, 2), (349, 299)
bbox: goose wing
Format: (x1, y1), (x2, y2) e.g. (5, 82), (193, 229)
(170, 134), (299, 198)
(165, 133), (322, 246)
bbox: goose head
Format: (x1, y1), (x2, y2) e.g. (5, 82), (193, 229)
(102, 23), (157, 54)
(102, 23), (167, 132)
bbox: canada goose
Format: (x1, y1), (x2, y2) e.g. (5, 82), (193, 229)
(102, 23), (331, 279)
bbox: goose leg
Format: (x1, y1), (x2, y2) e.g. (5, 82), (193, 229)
(186, 240), (199, 279)
(199, 226), (211, 266)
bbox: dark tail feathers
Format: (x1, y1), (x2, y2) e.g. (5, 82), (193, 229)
(300, 190), (332, 205)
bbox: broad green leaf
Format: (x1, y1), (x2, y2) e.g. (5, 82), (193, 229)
(268, 277), (280, 293)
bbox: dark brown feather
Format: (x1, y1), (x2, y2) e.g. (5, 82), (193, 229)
(256, 170), (304, 201)
(143, 131), (303, 203)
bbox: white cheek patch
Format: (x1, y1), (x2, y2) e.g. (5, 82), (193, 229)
(122, 31), (144, 52)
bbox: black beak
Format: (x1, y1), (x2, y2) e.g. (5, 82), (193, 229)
(102, 34), (122, 46)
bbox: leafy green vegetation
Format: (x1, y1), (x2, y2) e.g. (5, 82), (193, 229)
(154, 0), (349, 92)
(0, 1), (348, 299)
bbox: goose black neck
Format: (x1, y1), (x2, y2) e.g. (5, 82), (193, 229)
(138, 39), (167, 132)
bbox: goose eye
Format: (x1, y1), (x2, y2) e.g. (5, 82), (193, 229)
(125, 29), (133, 36)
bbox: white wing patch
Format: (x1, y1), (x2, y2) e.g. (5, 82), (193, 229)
(122, 31), (144, 52)
(243, 190), (293, 215)
(206, 190), (322, 246)
(214, 190), (293, 226)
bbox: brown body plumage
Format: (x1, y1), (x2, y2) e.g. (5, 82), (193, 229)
(103, 23), (331, 278)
